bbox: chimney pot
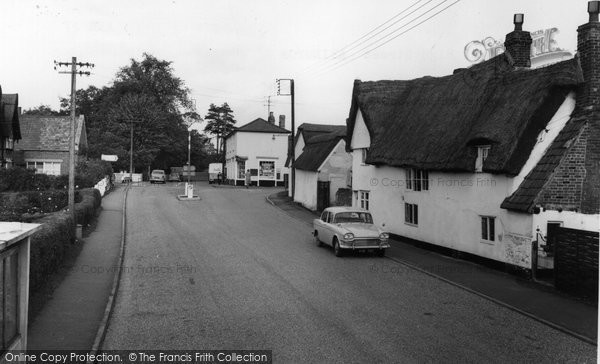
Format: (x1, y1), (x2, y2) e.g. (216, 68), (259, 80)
(268, 111), (275, 124)
(513, 13), (524, 30)
(504, 14), (532, 68)
(589, 1), (599, 22)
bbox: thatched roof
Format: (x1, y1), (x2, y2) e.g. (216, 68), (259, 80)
(0, 93), (21, 140)
(346, 54), (584, 175)
(17, 115), (86, 152)
(293, 126), (346, 172)
(296, 123), (346, 144)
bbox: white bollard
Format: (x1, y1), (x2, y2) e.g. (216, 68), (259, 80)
(186, 183), (194, 198)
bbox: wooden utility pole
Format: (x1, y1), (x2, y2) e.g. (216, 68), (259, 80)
(54, 58), (94, 227)
(277, 79), (295, 199)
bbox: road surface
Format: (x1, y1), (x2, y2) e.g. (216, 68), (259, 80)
(102, 183), (596, 362)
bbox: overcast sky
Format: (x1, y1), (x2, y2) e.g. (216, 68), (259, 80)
(0, 0), (591, 131)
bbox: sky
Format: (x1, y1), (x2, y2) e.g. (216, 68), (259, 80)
(0, 0), (592, 133)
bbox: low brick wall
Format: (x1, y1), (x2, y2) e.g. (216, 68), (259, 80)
(554, 227), (599, 301)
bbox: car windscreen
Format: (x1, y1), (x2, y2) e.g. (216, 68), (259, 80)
(333, 212), (373, 224)
(152, 170), (164, 174)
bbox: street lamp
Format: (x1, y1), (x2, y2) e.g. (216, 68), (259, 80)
(120, 119), (142, 183)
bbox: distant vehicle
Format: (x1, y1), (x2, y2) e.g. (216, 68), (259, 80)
(168, 172), (181, 182)
(150, 169), (166, 184)
(208, 163), (223, 184)
(121, 175), (131, 184)
(313, 207), (390, 257)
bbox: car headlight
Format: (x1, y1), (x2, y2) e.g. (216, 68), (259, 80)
(379, 233), (389, 240)
(343, 233), (355, 241)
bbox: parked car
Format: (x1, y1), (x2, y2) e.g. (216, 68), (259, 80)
(168, 172), (181, 182)
(150, 169), (166, 184)
(313, 207), (390, 257)
(121, 175), (131, 183)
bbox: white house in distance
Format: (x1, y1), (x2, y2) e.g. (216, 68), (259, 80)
(224, 116), (290, 186)
(347, 9), (599, 270)
(291, 124), (351, 211)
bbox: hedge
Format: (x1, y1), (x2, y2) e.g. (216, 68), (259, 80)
(0, 160), (113, 193)
(28, 188), (103, 290)
(0, 190), (83, 222)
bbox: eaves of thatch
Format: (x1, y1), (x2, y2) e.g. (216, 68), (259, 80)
(345, 53), (584, 175)
(293, 129), (346, 172)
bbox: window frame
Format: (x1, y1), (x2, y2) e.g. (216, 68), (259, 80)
(404, 203), (419, 226)
(359, 190), (370, 210)
(475, 145), (491, 173)
(481, 216), (496, 242)
(406, 168), (429, 191)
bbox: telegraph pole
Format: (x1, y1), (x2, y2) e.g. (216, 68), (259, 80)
(277, 79), (295, 199)
(55, 58), (94, 228)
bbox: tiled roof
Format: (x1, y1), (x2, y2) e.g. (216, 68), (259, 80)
(501, 114), (588, 213)
(234, 118), (290, 134)
(16, 115), (85, 152)
(346, 54), (584, 175)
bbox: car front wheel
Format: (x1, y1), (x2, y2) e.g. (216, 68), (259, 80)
(333, 238), (343, 257)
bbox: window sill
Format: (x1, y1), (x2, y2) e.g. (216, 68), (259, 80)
(480, 239), (495, 245)
(404, 222), (418, 227)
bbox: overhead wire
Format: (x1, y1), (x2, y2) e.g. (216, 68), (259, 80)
(309, 0), (461, 78)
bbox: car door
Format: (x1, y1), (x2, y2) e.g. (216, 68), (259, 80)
(321, 211), (336, 246)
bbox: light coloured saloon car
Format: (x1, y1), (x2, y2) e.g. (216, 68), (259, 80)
(313, 207), (390, 257)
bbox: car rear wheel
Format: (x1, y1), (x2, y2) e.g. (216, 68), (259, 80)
(376, 249), (386, 257)
(333, 238), (343, 257)
(314, 232), (323, 247)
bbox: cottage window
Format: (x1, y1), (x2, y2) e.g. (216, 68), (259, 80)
(481, 216), (495, 241)
(360, 148), (369, 164)
(405, 203), (418, 225)
(27, 161), (61, 176)
(359, 191), (369, 210)
(475, 146), (491, 172)
(406, 168), (429, 191)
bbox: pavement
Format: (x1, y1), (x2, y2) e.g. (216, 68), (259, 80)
(27, 186), (126, 350)
(101, 183), (595, 362)
(266, 190), (598, 345)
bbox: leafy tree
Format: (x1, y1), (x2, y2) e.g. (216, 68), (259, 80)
(203, 102), (236, 162)
(58, 53), (210, 175)
(22, 105), (64, 116)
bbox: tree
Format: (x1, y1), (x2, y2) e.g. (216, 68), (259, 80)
(58, 53), (209, 175)
(22, 105), (65, 116)
(203, 102), (236, 162)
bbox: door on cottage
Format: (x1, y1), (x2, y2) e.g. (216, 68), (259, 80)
(317, 181), (330, 212)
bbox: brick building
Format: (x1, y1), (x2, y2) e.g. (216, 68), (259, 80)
(14, 115), (87, 175)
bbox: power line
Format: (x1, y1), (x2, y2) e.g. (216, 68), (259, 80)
(311, 0), (461, 77)
(300, 0), (424, 74)
(308, 0), (450, 77)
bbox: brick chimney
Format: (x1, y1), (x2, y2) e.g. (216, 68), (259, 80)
(279, 115), (285, 129)
(576, 1), (600, 114)
(504, 14), (532, 68)
(268, 111), (275, 124)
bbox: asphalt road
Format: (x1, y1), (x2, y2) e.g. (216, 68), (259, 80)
(102, 183), (596, 363)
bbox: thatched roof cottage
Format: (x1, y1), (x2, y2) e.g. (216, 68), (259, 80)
(346, 5), (599, 271)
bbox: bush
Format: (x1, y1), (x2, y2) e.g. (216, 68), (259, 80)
(0, 160), (114, 192)
(0, 190), (80, 222)
(28, 211), (75, 290)
(74, 188), (102, 225)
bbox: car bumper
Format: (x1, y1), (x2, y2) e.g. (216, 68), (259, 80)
(339, 240), (390, 250)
